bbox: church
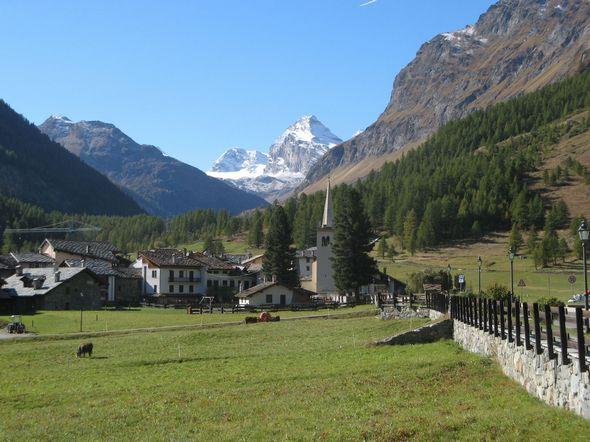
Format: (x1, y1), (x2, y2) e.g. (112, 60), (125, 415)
(300, 180), (350, 302)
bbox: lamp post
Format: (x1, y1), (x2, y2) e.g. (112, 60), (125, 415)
(80, 291), (84, 332)
(477, 256), (482, 295)
(447, 264), (452, 292)
(578, 221), (589, 332)
(509, 247), (515, 303)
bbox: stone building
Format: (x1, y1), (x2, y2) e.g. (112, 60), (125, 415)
(0, 267), (102, 313)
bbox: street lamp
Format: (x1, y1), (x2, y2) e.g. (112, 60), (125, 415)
(578, 220), (589, 331)
(477, 256), (482, 295)
(447, 264), (452, 292)
(80, 291), (84, 332)
(508, 247), (515, 303)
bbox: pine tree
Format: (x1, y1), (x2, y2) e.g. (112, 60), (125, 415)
(509, 223), (523, 253)
(262, 204), (298, 287)
(331, 187), (377, 301)
(403, 209), (418, 255)
(377, 237), (389, 259)
(248, 211), (264, 248)
(527, 229), (538, 255)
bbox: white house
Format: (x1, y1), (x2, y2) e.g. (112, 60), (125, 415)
(134, 248), (256, 304)
(235, 281), (312, 307)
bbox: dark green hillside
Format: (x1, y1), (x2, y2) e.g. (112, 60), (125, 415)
(0, 101), (143, 216)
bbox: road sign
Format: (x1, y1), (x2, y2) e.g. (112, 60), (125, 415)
(517, 279), (526, 287)
(458, 274), (465, 284)
(568, 275), (577, 284)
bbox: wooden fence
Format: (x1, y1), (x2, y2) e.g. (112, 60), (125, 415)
(427, 292), (590, 373)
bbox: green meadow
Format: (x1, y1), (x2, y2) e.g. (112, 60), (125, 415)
(1, 315), (589, 440)
(0, 305), (374, 335)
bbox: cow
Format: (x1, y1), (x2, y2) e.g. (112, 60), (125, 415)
(76, 342), (93, 358)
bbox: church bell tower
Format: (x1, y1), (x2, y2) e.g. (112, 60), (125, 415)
(314, 178), (336, 296)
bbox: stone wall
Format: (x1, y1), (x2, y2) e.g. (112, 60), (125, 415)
(377, 319), (453, 346)
(454, 320), (590, 419)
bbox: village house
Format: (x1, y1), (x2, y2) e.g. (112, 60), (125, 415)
(0, 267), (102, 313)
(61, 258), (142, 306)
(0, 252), (55, 273)
(134, 249), (256, 305)
(235, 281), (313, 307)
(240, 253), (265, 285)
(39, 239), (129, 266)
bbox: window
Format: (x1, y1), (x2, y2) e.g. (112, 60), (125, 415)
(214, 280), (219, 287)
(154, 285), (157, 293)
(306, 266), (310, 272)
(306, 257), (310, 263)
(222, 280), (228, 287)
(322, 236), (330, 247)
(229, 280), (235, 288)
(151, 270), (157, 278)
(189, 285), (194, 293)
(266, 294), (273, 304)
(179, 285), (184, 293)
(244, 281), (250, 289)
(207, 280), (212, 288)
(189, 270), (194, 281)
(169, 285), (174, 293)
(179, 270), (184, 278)
(169, 270), (174, 281)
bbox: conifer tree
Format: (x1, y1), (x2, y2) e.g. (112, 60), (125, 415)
(248, 212), (264, 248)
(262, 204), (298, 287)
(509, 223), (523, 253)
(403, 210), (418, 255)
(331, 187), (377, 300)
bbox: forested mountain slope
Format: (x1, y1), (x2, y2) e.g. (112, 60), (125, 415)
(289, 71), (590, 250)
(0, 101), (143, 216)
(300, 0), (590, 193)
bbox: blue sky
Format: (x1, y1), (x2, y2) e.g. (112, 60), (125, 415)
(0, 0), (493, 170)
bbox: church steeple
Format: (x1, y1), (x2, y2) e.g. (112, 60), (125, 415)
(321, 177), (333, 228)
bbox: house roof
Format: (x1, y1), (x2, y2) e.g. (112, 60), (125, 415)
(235, 281), (279, 298)
(9, 252), (54, 264)
(42, 239), (121, 263)
(423, 283), (442, 292)
(295, 247), (317, 258)
(62, 259), (141, 278)
(138, 249), (235, 271)
(241, 254), (264, 266)
(2, 267), (89, 297)
(0, 256), (14, 270)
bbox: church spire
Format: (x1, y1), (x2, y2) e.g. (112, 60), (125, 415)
(321, 177), (333, 228)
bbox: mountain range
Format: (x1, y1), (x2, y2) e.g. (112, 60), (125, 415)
(0, 101), (143, 216)
(299, 0), (590, 194)
(39, 116), (267, 217)
(208, 115), (341, 201)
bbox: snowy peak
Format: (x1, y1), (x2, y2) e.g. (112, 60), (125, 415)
(211, 147), (269, 173)
(267, 115), (342, 175)
(207, 115), (341, 201)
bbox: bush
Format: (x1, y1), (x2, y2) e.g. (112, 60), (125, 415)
(536, 297), (565, 307)
(483, 283), (511, 301)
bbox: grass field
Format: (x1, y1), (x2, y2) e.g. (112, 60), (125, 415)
(1, 315), (589, 440)
(0, 305), (375, 335)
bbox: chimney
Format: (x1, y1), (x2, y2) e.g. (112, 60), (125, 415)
(238, 281), (243, 293)
(54, 271), (61, 283)
(172, 254), (177, 265)
(81, 259), (86, 268)
(15, 265), (23, 276)
(33, 277), (44, 290)
(85, 245), (90, 254)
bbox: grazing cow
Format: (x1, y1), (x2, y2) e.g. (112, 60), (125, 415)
(76, 342), (93, 358)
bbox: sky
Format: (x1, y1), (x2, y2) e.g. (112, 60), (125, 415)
(0, 0), (494, 171)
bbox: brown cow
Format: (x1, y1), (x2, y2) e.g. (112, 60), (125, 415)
(76, 342), (93, 358)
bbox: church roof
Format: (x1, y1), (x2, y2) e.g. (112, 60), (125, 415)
(321, 179), (333, 228)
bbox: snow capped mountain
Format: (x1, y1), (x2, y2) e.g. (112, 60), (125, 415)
(210, 148), (269, 174)
(207, 116), (341, 201)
